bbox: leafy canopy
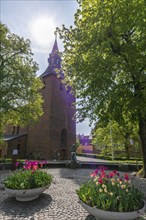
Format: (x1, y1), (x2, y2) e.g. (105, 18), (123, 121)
(57, 0), (146, 123)
(0, 23), (44, 139)
(57, 0), (146, 176)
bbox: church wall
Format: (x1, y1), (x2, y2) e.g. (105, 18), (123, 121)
(26, 73), (76, 160)
(26, 74), (52, 159)
(66, 92), (76, 159)
(48, 74), (76, 160)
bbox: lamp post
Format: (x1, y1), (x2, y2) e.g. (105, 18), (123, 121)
(110, 123), (114, 161)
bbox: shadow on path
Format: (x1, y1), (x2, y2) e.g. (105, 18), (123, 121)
(85, 214), (96, 220)
(0, 193), (52, 218)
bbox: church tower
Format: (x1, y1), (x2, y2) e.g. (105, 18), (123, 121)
(25, 36), (76, 160)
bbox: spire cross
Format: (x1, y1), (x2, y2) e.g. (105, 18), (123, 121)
(54, 31), (57, 40)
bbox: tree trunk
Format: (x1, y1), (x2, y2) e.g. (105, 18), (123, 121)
(139, 118), (146, 178)
(125, 144), (130, 160)
(124, 133), (130, 160)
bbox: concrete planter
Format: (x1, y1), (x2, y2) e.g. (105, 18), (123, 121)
(79, 200), (145, 220)
(5, 185), (49, 201)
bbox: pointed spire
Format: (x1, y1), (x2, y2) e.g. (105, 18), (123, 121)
(41, 32), (63, 78)
(55, 30), (57, 41)
(52, 31), (59, 53)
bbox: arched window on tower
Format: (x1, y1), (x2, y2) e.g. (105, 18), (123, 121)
(57, 59), (60, 66)
(60, 128), (67, 148)
(60, 129), (67, 160)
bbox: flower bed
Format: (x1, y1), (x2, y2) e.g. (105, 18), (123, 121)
(5, 160), (52, 190)
(77, 166), (144, 212)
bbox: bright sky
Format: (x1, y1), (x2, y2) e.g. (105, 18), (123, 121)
(1, 0), (92, 135)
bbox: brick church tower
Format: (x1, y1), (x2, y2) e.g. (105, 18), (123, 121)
(4, 37), (76, 160)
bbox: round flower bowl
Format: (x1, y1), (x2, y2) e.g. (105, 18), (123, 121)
(5, 185), (50, 201)
(79, 200), (145, 220)
(4, 160), (53, 202)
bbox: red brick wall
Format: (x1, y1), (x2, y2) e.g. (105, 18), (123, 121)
(4, 73), (76, 160)
(26, 74), (76, 160)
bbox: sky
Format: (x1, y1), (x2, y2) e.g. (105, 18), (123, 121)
(1, 0), (92, 135)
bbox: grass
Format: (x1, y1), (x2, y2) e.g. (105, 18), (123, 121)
(0, 158), (25, 164)
(76, 153), (143, 164)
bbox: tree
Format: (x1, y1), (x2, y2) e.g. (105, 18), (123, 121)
(93, 120), (141, 159)
(57, 0), (146, 176)
(0, 23), (43, 141)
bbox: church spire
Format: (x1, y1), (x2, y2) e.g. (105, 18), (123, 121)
(48, 32), (60, 67)
(52, 31), (59, 53)
(41, 32), (63, 78)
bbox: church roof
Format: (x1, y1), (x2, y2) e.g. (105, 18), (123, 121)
(4, 134), (27, 141)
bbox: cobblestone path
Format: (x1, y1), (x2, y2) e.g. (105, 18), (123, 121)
(0, 168), (146, 220)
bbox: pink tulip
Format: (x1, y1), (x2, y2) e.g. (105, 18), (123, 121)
(15, 162), (19, 167)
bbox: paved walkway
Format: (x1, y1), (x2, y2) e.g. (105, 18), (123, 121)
(0, 168), (146, 220)
(77, 156), (111, 163)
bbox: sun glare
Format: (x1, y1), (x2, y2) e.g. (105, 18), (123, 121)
(30, 16), (56, 46)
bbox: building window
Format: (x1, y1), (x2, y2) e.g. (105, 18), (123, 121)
(60, 128), (67, 148)
(17, 126), (20, 134)
(57, 60), (60, 65)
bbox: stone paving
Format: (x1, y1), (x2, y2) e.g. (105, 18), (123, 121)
(0, 168), (146, 220)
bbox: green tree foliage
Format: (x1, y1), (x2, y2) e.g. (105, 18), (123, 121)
(0, 23), (43, 140)
(93, 120), (141, 159)
(57, 0), (146, 176)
